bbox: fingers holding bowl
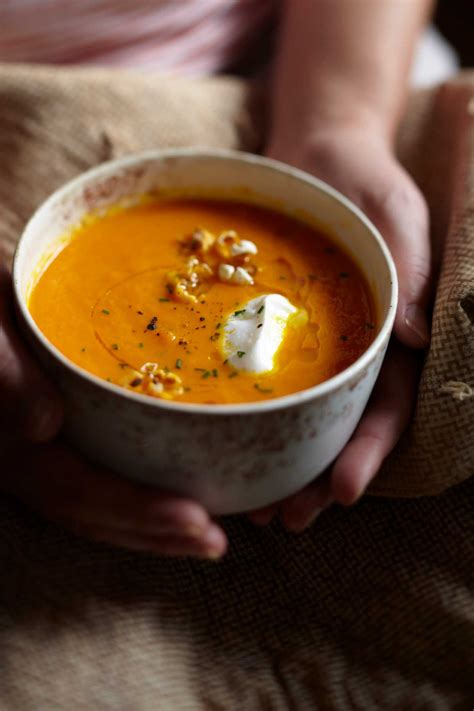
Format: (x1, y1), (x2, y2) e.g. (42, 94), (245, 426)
(1, 441), (228, 559)
(330, 341), (420, 505)
(71, 525), (226, 560)
(249, 341), (422, 532)
(363, 165), (432, 350)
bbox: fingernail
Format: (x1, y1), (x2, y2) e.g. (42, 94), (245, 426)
(200, 524), (226, 559)
(303, 507), (324, 528)
(184, 525), (204, 538)
(289, 507), (323, 533)
(26, 397), (60, 442)
(288, 497), (334, 533)
(404, 304), (430, 347)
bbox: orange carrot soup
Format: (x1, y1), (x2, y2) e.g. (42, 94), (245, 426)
(29, 198), (376, 404)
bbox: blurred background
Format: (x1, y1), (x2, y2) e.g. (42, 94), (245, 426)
(435, 0), (474, 67)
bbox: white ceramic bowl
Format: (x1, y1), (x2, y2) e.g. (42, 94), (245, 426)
(13, 149), (397, 514)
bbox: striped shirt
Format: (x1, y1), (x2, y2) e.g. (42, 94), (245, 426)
(0, 0), (277, 75)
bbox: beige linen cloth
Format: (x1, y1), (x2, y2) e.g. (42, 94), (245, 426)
(0, 65), (473, 709)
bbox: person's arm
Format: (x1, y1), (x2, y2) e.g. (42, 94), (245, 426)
(251, 0), (434, 529)
(268, 0), (432, 148)
(267, 0), (432, 347)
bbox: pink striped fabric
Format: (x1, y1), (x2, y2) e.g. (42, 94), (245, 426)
(0, 0), (277, 75)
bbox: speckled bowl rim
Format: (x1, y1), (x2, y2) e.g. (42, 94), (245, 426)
(13, 148), (398, 416)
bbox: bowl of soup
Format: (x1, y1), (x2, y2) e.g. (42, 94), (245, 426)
(13, 149), (397, 514)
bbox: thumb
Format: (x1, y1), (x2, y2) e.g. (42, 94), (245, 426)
(0, 264), (63, 443)
(368, 168), (432, 349)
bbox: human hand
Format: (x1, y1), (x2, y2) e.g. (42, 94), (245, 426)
(0, 265), (227, 558)
(249, 127), (431, 529)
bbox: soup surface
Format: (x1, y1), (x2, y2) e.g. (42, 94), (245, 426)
(29, 198), (375, 404)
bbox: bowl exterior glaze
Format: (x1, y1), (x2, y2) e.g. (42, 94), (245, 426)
(13, 150), (397, 514)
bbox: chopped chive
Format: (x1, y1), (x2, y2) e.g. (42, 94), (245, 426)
(228, 371), (238, 378)
(237, 351), (246, 358)
(163, 366), (170, 374)
(175, 358), (183, 369)
(340, 335), (348, 341)
(234, 309), (246, 317)
(254, 383), (273, 394)
(201, 370), (211, 379)
(159, 297), (170, 302)
(257, 304), (264, 315)
(212, 369), (218, 378)
(138, 342), (144, 348)
(111, 343), (119, 350)
(102, 309), (110, 315)
(216, 322), (221, 329)
(194, 367), (207, 372)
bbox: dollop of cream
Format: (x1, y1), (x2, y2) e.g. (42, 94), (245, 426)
(222, 294), (301, 374)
